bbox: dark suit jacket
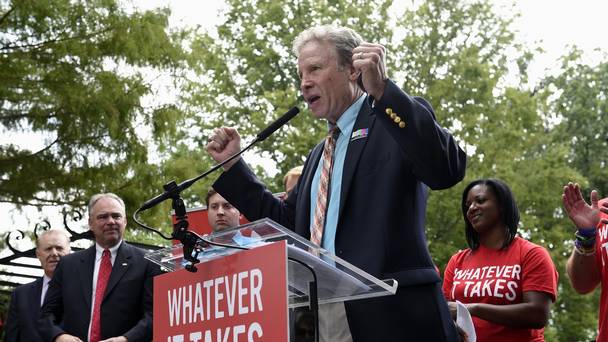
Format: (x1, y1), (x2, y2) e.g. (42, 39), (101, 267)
(4, 278), (43, 342)
(38, 242), (162, 342)
(214, 80), (467, 341)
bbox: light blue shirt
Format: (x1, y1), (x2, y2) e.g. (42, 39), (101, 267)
(309, 95), (365, 254)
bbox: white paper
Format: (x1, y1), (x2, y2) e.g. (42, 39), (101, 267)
(456, 300), (476, 342)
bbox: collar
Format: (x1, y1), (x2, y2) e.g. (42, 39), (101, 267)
(331, 94), (365, 134)
(95, 239), (122, 256)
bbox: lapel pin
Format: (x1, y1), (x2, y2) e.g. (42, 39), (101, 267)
(351, 128), (369, 141)
(122, 263), (128, 266)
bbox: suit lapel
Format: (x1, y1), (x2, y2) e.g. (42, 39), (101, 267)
(79, 246), (96, 311)
(338, 98), (375, 220)
(104, 242), (132, 301)
(29, 277), (43, 312)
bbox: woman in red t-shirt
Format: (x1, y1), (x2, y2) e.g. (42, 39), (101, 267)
(442, 178), (558, 342)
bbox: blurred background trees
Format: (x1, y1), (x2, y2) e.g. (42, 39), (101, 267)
(1, 0), (606, 339)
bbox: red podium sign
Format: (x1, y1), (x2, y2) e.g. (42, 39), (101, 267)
(154, 241), (288, 342)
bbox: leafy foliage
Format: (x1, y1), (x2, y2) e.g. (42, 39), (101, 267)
(180, 1), (603, 340)
(180, 0), (394, 192)
(2, 0), (607, 339)
(544, 48), (608, 195)
(0, 0), (197, 235)
(540, 48), (608, 341)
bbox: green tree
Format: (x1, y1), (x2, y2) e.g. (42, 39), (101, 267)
(545, 48), (608, 194)
(540, 48), (608, 341)
(391, 2), (595, 340)
(178, 1), (595, 339)
(3, 0), (604, 339)
(0, 0), (197, 234)
(179, 0), (394, 192)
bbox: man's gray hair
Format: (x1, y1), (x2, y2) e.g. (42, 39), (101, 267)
(87, 193), (126, 216)
(36, 229), (71, 249)
(292, 25), (363, 68)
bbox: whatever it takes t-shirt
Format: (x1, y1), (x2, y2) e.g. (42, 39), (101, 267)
(594, 198), (608, 342)
(442, 237), (558, 342)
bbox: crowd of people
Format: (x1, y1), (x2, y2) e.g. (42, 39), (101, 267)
(4, 24), (608, 342)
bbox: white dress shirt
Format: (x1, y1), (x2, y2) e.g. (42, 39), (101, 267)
(40, 275), (51, 306)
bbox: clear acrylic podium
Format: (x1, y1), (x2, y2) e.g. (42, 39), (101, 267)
(145, 218), (397, 309)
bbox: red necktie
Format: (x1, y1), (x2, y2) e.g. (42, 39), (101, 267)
(90, 249), (112, 342)
(311, 126), (340, 246)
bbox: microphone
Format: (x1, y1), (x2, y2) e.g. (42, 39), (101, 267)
(138, 106), (300, 211)
(256, 107), (300, 141)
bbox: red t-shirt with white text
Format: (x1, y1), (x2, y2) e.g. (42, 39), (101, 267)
(443, 237), (558, 342)
(594, 198), (608, 341)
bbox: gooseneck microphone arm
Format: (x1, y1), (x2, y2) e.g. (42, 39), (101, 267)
(132, 107), (300, 261)
(137, 106), (300, 212)
(131, 136), (261, 244)
(138, 137), (256, 212)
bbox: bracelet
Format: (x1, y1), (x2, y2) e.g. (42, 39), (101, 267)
(575, 228), (597, 250)
(574, 246), (596, 256)
(575, 232), (596, 248)
(576, 227), (597, 238)
(574, 240), (596, 256)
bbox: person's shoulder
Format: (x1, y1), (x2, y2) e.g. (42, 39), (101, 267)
(512, 236), (552, 259)
(13, 277), (41, 294)
(413, 96), (433, 112)
(512, 236), (544, 250)
(123, 241), (151, 253)
(122, 242), (165, 275)
(448, 247), (473, 264)
(72, 246), (92, 255)
(120, 242), (160, 264)
(62, 246), (92, 261)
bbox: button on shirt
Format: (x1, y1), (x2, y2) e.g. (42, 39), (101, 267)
(88, 240), (121, 338)
(309, 94), (365, 253)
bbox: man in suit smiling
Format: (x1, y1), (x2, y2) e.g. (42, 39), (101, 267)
(38, 193), (162, 342)
(5, 229), (71, 342)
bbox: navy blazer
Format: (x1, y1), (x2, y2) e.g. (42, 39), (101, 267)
(214, 80), (466, 341)
(4, 278), (43, 342)
(38, 242), (162, 341)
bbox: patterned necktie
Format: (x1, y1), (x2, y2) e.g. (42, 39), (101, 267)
(311, 126), (340, 246)
(90, 249), (112, 342)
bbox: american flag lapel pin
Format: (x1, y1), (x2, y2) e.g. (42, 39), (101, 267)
(350, 128), (369, 142)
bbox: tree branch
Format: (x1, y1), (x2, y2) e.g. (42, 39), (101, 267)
(0, 197), (79, 207)
(0, 6), (14, 26)
(0, 131), (112, 164)
(1, 27), (112, 53)
(0, 137), (59, 162)
(0, 109), (58, 121)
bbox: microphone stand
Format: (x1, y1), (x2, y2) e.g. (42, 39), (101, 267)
(133, 138), (266, 273)
(133, 106), (300, 272)
(168, 184), (204, 273)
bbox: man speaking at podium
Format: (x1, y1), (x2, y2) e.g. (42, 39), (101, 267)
(206, 25), (466, 341)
